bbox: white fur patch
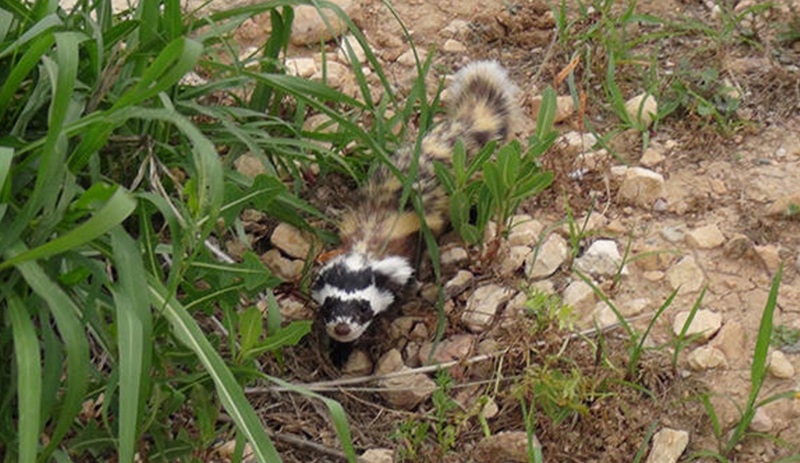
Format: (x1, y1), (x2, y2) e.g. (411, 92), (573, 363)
(343, 252), (369, 272)
(326, 317), (371, 342)
(370, 255), (414, 287)
(313, 284), (395, 315)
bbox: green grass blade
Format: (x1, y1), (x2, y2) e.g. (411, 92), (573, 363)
(0, 146), (12, 222)
(113, 37), (203, 110)
(0, 187), (136, 270)
(110, 228), (153, 463)
(672, 287), (707, 369)
(266, 377), (357, 463)
(725, 264), (783, 454)
(7, 292), (43, 463)
(629, 288), (678, 378)
(574, 270), (634, 338)
(534, 86), (557, 141)
(0, 12), (61, 58)
(0, 33), (54, 120)
(147, 276), (282, 463)
(5, 242), (90, 460)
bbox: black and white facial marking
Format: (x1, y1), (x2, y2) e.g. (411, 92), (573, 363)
(311, 252), (414, 343)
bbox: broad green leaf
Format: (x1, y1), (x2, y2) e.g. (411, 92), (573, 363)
(449, 190), (471, 234)
(433, 160), (456, 195)
(8, 292), (42, 463)
(0, 187), (136, 270)
(0, 12), (61, 58)
(148, 276), (282, 463)
(239, 305), (264, 357)
(534, 86), (557, 141)
(218, 174), (286, 226)
(111, 228), (153, 463)
(6, 242), (90, 460)
(0, 146), (12, 221)
(264, 289), (281, 337)
(0, 33), (54, 120)
(246, 321), (312, 357)
(726, 264), (783, 453)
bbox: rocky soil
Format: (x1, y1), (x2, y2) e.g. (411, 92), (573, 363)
(218, 0), (800, 461)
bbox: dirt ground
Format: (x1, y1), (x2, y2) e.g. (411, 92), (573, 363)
(232, 0), (800, 461)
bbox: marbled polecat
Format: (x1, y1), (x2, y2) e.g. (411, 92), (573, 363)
(311, 61), (520, 350)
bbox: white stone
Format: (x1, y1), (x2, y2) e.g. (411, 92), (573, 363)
(342, 349), (372, 376)
(687, 345), (728, 370)
(284, 57), (317, 77)
(311, 60), (350, 89)
(462, 285), (515, 332)
(618, 167), (666, 208)
(480, 397), (499, 420)
(622, 298), (650, 317)
(666, 256), (705, 293)
(575, 149), (610, 172)
(442, 19), (470, 37)
(275, 296), (313, 321)
(476, 431), (541, 463)
(375, 349), (435, 410)
(645, 428), (689, 463)
(442, 38), (467, 53)
(625, 92), (658, 128)
(234, 152), (267, 178)
(396, 48), (426, 67)
(660, 225), (685, 243)
(271, 223), (314, 259)
(749, 408), (774, 433)
(441, 246), (469, 267)
(559, 131), (598, 155)
(359, 448), (394, 463)
(498, 245), (531, 277)
(574, 239), (627, 278)
(562, 279), (596, 318)
(303, 113), (338, 133)
(418, 334), (475, 365)
(767, 192), (800, 217)
(290, 0), (361, 46)
(260, 250), (303, 281)
(610, 165), (629, 179)
(685, 224), (725, 249)
(555, 95), (576, 123)
(336, 34), (367, 64)
(640, 148), (664, 167)
(508, 216), (544, 247)
(755, 244), (782, 274)
(525, 234), (568, 279)
(445, 270), (474, 297)
(710, 321), (746, 363)
(672, 309), (722, 341)
(768, 350), (795, 379)
(532, 95), (575, 124)
(593, 302), (620, 329)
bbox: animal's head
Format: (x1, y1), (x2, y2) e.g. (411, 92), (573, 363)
(311, 252), (413, 343)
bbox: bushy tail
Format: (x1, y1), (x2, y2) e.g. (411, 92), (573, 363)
(447, 60), (521, 149)
(344, 61), (521, 251)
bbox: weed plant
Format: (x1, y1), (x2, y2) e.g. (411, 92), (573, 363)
(0, 0), (388, 461)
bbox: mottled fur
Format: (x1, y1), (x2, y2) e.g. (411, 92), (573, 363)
(313, 61), (520, 348)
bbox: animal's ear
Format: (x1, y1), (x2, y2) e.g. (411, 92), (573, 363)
(370, 256), (414, 288)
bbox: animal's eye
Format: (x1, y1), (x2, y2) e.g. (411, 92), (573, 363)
(356, 302), (373, 319)
(358, 303), (371, 316)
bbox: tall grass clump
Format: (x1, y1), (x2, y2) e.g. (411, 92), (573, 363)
(0, 0), (404, 461)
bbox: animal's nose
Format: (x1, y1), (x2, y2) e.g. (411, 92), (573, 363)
(334, 324), (351, 337)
